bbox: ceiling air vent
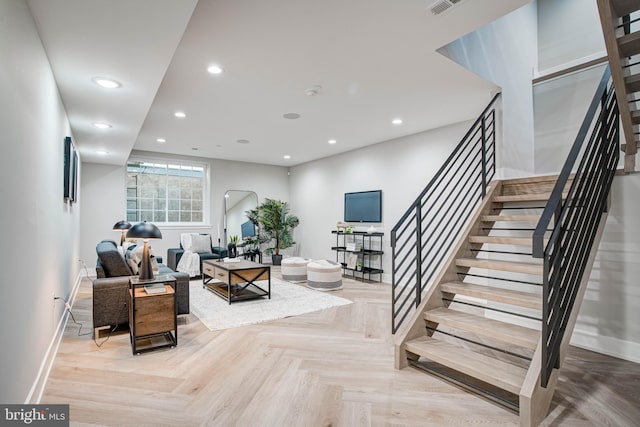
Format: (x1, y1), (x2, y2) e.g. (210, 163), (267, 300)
(429, 0), (465, 15)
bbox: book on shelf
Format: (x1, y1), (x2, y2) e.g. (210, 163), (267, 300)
(144, 284), (167, 295)
(346, 254), (358, 269)
(346, 243), (362, 252)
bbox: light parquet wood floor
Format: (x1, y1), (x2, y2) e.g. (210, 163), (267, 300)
(42, 269), (640, 426)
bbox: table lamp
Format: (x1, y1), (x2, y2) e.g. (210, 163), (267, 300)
(112, 220), (131, 246)
(126, 221), (162, 280)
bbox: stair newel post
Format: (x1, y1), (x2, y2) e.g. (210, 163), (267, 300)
(415, 203), (422, 307)
(480, 115), (487, 198)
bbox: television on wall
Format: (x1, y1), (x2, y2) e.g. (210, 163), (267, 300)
(344, 190), (382, 223)
(63, 136), (78, 203)
(241, 220), (256, 239)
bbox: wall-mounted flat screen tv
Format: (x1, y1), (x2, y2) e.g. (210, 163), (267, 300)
(241, 220), (256, 239)
(344, 190), (382, 223)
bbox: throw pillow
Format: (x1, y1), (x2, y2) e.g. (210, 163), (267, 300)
(126, 244), (158, 275)
(190, 234), (212, 253)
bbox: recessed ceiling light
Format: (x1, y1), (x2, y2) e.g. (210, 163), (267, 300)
(283, 113), (301, 120)
(207, 64), (223, 74)
(328, 139), (337, 145)
(156, 138), (166, 143)
(283, 155), (291, 159)
(93, 122), (111, 129)
(92, 77), (121, 89)
(174, 111), (186, 118)
(192, 147), (199, 151)
(236, 139), (250, 144)
(392, 118), (403, 125)
(96, 150), (109, 155)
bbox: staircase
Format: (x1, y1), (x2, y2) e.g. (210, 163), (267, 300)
(597, 0), (640, 171)
(395, 175), (597, 425)
(391, 67), (619, 426)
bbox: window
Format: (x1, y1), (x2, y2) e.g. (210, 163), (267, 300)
(126, 160), (206, 224)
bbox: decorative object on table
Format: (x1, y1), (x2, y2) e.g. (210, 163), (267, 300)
(336, 221), (347, 232)
(255, 198), (299, 265)
(126, 221), (162, 281)
(227, 234), (239, 258)
(345, 226), (353, 234)
(367, 225), (377, 234)
(112, 220), (131, 246)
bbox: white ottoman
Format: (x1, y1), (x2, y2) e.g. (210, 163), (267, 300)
(307, 260), (343, 291)
(281, 257), (312, 282)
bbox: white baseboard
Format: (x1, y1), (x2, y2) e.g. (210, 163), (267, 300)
(25, 270), (85, 404)
(570, 329), (640, 364)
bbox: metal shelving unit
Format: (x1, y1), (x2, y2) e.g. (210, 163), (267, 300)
(331, 230), (383, 282)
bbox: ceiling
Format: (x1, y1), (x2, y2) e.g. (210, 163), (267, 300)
(27, 0), (531, 167)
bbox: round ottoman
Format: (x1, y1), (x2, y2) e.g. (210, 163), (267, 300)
(281, 257), (312, 282)
(307, 260), (343, 291)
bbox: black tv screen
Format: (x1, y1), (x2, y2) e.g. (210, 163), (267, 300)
(344, 190), (382, 223)
(241, 220), (256, 238)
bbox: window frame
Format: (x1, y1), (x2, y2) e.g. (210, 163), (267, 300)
(125, 156), (210, 227)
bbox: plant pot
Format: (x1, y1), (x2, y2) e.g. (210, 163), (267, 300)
(227, 243), (237, 258)
(271, 254), (283, 265)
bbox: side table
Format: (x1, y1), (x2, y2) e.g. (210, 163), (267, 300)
(129, 274), (178, 355)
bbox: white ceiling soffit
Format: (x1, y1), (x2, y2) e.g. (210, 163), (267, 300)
(26, 0), (198, 165)
(27, 0), (531, 167)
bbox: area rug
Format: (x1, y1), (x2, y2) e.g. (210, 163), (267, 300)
(189, 278), (352, 331)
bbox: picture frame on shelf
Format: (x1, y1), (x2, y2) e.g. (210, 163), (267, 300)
(347, 253), (358, 270)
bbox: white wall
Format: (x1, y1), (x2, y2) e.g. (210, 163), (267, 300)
(438, 3), (538, 178)
(533, 64), (611, 174)
(537, 0), (606, 73)
(80, 151), (289, 265)
(572, 174), (640, 362)
(0, 0), (81, 403)
(290, 121), (471, 281)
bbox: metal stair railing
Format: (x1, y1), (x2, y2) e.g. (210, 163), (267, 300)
(532, 65), (619, 387)
(390, 93), (500, 334)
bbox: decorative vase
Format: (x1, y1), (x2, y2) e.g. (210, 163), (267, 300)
(227, 243), (237, 258)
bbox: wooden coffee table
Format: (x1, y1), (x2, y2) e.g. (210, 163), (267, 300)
(202, 259), (271, 304)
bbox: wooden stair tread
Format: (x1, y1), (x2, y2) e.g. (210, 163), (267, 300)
(425, 307), (540, 349)
(632, 110), (640, 126)
(441, 281), (542, 310)
(626, 73), (640, 94)
(493, 193), (553, 202)
(618, 30), (640, 58)
(481, 214), (540, 222)
(405, 336), (527, 394)
(469, 235), (539, 246)
(456, 258), (543, 275)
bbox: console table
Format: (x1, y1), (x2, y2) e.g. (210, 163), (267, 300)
(202, 259), (270, 304)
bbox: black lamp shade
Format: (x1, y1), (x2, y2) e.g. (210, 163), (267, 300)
(126, 221), (162, 281)
(126, 221), (162, 240)
(113, 220), (131, 231)
(113, 220), (131, 246)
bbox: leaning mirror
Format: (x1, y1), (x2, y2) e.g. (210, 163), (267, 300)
(223, 190), (258, 249)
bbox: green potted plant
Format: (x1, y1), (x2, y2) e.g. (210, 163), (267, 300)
(255, 198), (299, 265)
